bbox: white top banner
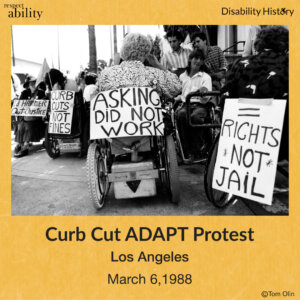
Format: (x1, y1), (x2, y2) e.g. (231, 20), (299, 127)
(48, 90), (75, 135)
(212, 98), (287, 205)
(11, 99), (49, 117)
(90, 87), (164, 139)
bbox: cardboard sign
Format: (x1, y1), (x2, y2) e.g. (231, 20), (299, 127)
(90, 87), (164, 139)
(212, 98), (287, 205)
(48, 90), (75, 135)
(11, 98), (49, 117)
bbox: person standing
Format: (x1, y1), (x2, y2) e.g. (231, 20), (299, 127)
(161, 30), (192, 76)
(191, 31), (227, 90)
(14, 76), (46, 157)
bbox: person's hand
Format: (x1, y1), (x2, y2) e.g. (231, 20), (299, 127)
(212, 70), (226, 80)
(146, 54), (159, 67)
(146, 54), (166, 71)
(199, 87), (208, 93)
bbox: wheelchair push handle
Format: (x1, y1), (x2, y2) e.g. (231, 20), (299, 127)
(185, 90), (221, 104)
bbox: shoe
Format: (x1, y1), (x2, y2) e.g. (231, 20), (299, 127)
(78, 151), (87, 158)
(183, 154), (194, 165)
(14, 144), (21, 154)
(14, 148), (29, 158)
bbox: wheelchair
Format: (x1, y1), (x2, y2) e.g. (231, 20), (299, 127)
(203, 96), (289, 209)
(173, 90), (236, 207)
(173, 90), (222, 164)
(86, 88), (181, 210)
(44, 91), (86, 158)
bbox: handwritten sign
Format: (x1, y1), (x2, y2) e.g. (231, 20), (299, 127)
(48, 90), (75, 135)
(90, 87), (164, 139)
(11, 99), (49, 117)
(212, 98), (287, 205)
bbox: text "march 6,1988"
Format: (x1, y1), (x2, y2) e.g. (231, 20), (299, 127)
(107, 273), (192, 285)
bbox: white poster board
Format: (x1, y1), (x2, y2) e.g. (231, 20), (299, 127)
(11, 99), (49, 117)
(90, 87), (164, 139)
(212, 98), (287, 205)
(48, 90), (75, 135)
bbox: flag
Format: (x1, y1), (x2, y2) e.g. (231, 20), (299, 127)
(35, 58), (50, 88)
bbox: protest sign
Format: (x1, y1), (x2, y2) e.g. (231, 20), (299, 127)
(212, 98), (287, 205)
(11, 98), (49, 117)
(90, 87), (164, 139)
(48, 90), (75, 134)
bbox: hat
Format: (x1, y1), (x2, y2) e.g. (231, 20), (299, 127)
(23, 74), (37, 88)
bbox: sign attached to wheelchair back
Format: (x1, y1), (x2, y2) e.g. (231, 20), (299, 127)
(213, 98), (287, 205)
(48, 90), (75, 135)
(90, 87), (164, 139)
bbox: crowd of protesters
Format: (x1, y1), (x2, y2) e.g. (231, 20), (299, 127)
(12, 25), (289, 163)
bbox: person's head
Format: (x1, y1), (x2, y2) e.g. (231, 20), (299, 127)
(85, 73), (97, 85)
(23, 75), (36, 92)
(120, 33), (152, 62)
(166, 30), (183, 52)
(44, 68), (66, 91)
(186, 49), (206, 75)
(191, 32), (208, 51)
(76, 71), (86, 90)
(254, 25), (289, 54)
(37, 81), (46, 91)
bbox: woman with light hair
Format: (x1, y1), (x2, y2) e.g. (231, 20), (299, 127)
(99, 32), (181, 98)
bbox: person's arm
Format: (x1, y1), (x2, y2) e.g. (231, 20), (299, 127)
(154, 68), (182, 99)
(160, 54), (172, 71)
(200, 74), (212, 103)
(147, 54), (167, 71)
(243, 27), (254, 57)
(210, 47), (227, 81)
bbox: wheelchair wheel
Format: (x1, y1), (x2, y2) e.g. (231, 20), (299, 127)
(165, 135), (181, 204)
(87, 143), (109, 209)
(204, 133), (236, 208)
(44, 126), (60, 159)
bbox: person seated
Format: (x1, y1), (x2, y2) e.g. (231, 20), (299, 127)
(176, 49), (212, 163)
(222, 25), (289, 161)
(44, 68), (84, 154)
(14, 76), (46, 158)
(98, 32), (181, 161)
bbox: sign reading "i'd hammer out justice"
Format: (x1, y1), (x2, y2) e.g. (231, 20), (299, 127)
(212, 98), (286, 205)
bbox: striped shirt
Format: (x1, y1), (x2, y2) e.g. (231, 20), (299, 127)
(161, 47), (192, 71)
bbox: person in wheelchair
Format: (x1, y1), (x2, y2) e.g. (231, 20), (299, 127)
(98, 32), (181, 160)
(222, 25), (289, 162)
(176, 49), (213, 163)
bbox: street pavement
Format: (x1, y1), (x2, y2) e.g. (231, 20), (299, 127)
(11, 132), (288, 216)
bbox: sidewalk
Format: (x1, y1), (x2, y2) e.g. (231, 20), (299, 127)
(11, 132), (254, 216)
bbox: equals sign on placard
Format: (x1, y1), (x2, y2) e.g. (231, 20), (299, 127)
(238, 107), (260, 117)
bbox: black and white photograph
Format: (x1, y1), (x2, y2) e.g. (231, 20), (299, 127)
(11, 25), (289, 216)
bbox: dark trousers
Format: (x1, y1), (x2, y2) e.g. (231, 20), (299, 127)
(176, 104), (209, 157)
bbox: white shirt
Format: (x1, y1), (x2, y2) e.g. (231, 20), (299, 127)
(83, 84), (98, 103)
(179, 71), (212, 103)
